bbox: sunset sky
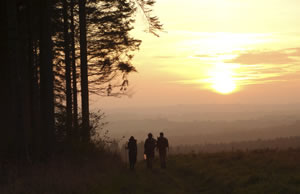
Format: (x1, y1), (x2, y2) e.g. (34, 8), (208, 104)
(93, 0), (300, 110)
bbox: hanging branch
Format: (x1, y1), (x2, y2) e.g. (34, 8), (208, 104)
(134, 0), (164, 37)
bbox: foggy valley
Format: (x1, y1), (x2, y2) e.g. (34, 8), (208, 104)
(104, 104), (300, 146)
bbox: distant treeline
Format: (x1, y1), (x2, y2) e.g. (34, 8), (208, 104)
(109, 118), (300, 146)
(170, 136), (300, 154)
(112, 136), (300, 162)
(1, 0), (162, 162)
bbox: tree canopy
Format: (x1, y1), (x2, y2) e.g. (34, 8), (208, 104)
(1, 0), (162, 162)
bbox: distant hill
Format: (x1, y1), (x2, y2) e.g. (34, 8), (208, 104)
(103, 104), (300, 146)
(171, 136), (300, 154)
(105, 104), (300, 122)
(107, 117), (300, 145)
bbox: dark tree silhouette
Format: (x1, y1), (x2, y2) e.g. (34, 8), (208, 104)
(39, 0), (55, 157)
(1, 0), (162, 163)
(62, 0), (73, 141)
(86, 0), (141, 95)
(79, 0), (90, 142)
(70, 0), (79, 140)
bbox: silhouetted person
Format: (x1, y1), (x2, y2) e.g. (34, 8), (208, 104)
(157, 132), (169, 168)
(127, 136), (137, 170)
(144, 133), (156, 169)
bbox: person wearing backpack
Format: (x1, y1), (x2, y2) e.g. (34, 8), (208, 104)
(127, 136), (137, 170)
(157, 132), (169, 169)
(144, 133), (156, 169)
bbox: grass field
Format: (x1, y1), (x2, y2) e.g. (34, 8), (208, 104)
(2, 149), (300, 194)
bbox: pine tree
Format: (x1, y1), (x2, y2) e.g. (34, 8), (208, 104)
(79, 0), (90, 142)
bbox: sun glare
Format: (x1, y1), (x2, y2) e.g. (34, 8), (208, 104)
(211, 73), (236, 94)
(208, 63), (237, 94)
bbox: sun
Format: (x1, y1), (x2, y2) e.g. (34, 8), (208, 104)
(208, 64), (237, 94)
(211, 73), (236, 94)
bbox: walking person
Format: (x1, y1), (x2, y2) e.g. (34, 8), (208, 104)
(157, 132), (169, 168)
(127, 136), (137, 170)
(144, 133), (156, 169)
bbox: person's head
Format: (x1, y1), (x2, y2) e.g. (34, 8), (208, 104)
(129, 136), (134, 141)
(160, 132), (164, 137)
(148, 133), (153, 138)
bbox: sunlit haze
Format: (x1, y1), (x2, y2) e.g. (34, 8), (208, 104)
(5, 0), (300, 191)
(93, 0), (300, 110)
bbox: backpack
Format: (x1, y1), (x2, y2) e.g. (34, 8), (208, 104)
(157, 137), (168, 150)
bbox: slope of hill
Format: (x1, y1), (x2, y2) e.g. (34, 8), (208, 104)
(3, 149), (300, 194)
(111, 150), (300, 194)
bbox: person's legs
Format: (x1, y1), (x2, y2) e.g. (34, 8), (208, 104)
(159, 152), (163, 168)
(146, 156), (151, 169)
(162, 154), (166, 168)
(146, 155), (153, 169)
(129, 159), (133, 170)
(149, 157), (153, 169)
(132, 155), (136, 170)
(129, 153), (135, 170)
(159, 150), (167, 168)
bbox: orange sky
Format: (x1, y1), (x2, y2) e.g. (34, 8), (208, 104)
(92, 0), (300, 110)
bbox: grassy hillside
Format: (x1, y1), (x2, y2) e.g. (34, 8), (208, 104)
(105, 149), (300, 194)
(2, 149), (300, 194)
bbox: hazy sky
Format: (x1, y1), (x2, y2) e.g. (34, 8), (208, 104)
(92, 0), (300, 110)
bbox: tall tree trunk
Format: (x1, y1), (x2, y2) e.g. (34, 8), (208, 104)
(30, 42), (42, 159)
(3, 0), (32, 162)
(63, 0), (73, 142)
(39, 0), (55, 158)
(5, 0), (23, 161)
(78, 0), (90, 142)
(17, 0), (32, 162)
(70, 0), (79, 141)
(30, 7), (42, 160)
(1, 0), (12, 161)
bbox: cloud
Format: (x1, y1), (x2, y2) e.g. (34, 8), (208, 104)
(153, 55), (177, 59)
(227, 48), (300, 65)
(221, 47), (300, 86)
(174, 48), (300, 90)
(193, 54), (212, 58)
